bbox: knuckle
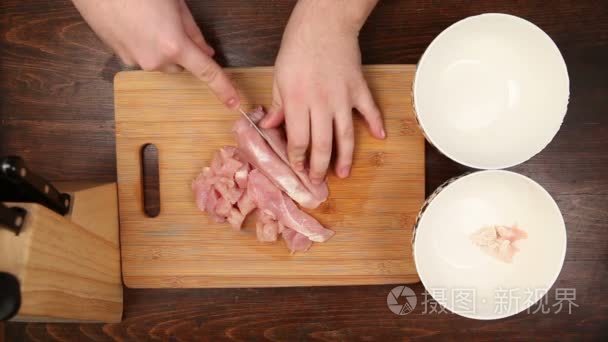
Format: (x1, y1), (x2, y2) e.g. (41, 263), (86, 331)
(289, 142), (308, 154)
(159, 38), (182, 60)
(138, 58), (162, 71)
(197, 61), (219, 83)
(339, 124), (355, 140)
(314, 140), (332, 154)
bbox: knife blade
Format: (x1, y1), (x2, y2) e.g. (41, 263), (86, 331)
(237, 107), (292, 166)
(237, 107), (272, 141)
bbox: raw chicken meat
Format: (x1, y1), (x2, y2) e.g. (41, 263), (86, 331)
(233, 107), (327, 209)
(247, 169), (334, 242)
(192, 107), (333, 253)
(192, 146), (249, 230)
(470, 225), (528, 263)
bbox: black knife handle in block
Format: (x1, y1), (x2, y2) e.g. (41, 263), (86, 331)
(0, 272), (21, 321)
(0, 203), (26, 235)
(0, 156), (71, 216)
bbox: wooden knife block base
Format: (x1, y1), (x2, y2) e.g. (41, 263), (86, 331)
(0, 183), (123, 323)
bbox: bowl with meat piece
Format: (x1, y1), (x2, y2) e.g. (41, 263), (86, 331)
(412, 13), (569, 169)
(412, 170), (566, 319)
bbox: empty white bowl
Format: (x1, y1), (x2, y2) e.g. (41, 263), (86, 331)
(413, 13), (569, 169)
(412, 170), (567, 319)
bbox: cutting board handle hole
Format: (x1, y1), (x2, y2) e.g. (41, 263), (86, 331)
(141, 143), (160, 218)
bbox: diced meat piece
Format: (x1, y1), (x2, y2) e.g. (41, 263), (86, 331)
(237, 191), (256, 216)
(219, 146), (237, 161)
(470, 225), (528, 263)
(214, 181), (243, 204)
(247, 169), (334, 242)
(210, 151), (222, 170)
(205, 188), (220, 213)
(234, 114), (322, 209)
(227, 208), (245, 230)
(256, 221), (279, 242)
(261, 126), (329, 203)
(234, 163), (250, 188)
(212, 214), (226, 223)
(215, 196), (232, 217)
(192, 181), (209, 212)
(202, 166), (214, 178)
(254, 209), (279, 242)
(219, 158), (243, 178)
(282, 228), (313, 253)
(496, 225), (528, 242)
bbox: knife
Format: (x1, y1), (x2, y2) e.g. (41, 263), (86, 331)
(237, 107), (292, 166)
(0, 272), (21, 321)
(0, 203), (26, 235)
(237, 107), (273, 142)
(0, 156), (71, 216)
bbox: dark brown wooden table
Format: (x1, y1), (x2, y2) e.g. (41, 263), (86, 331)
(2, 1), (607, 340)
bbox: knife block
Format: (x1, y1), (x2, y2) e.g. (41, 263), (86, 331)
(0, 183), (123, 323)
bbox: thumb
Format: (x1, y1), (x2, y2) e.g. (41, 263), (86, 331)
(178, 39), (240, 109)
(260, 79), (285, 128)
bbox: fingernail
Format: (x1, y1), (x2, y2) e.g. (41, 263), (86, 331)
(339, 165), (351, 178)
(380, 128), (386, 139)
(226, 97), (238, 109)
(311, 177), (322, 185)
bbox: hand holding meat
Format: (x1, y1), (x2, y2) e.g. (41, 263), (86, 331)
(260, 0), (385, 183)
(71, 0), (240, 109)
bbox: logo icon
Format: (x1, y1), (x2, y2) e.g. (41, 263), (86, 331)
(387, 285), (417, 315)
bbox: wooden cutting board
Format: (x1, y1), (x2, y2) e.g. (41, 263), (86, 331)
(114, 65), (424, 288)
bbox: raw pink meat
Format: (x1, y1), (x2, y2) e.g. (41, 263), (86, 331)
(470, 225), (528, 263)
(192, 146), (251, 229)
(282, 228), (313, 253)
(255, 210), (279, 242)
(260, 126), (329, 203)
(192, 107), (334, 253)
(249, 106), (328, 202)
(237, 191), (256, 216)
(247, 169), (334, 242)
(233, 107), (325, 209)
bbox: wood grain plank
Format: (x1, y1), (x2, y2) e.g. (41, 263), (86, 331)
(115, 66), (424, 288)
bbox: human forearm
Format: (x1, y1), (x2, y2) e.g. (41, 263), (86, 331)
(289, 0), (379, 35)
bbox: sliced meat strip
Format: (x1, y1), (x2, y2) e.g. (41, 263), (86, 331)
(260, 126), (329, 203)
(282, 228), (313, 253)
(234, 115), (322, 209)
(247, 106), (328, 203)
(247, 169), (334, 242)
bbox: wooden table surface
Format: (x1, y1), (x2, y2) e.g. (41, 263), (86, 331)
(1, 0), (607, 340)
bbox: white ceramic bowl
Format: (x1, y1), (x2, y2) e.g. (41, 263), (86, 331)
(413, 13), (569, 169)
(413, 170), (566, 319)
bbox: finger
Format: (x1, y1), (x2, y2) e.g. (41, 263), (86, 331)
(260, 79), (285, 128)
(355, 83), (386, 139)
(179, 0), (215, 56)
(309, 111), (333, 184)
(178, 39), (240, 109)
(334, 109), (355, 178)
(161, 64), (185, 73)
(284, 100), (310, 171)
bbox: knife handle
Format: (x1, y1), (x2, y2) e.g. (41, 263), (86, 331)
(0, 156), (71, 216)
(0, 272), (21, 321)
(0, 203), (26, 235)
